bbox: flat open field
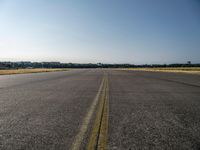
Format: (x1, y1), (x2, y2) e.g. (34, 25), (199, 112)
(0, 68), (69, 75)
(0, 69), (200, 149)
(122, 67), (200, 75)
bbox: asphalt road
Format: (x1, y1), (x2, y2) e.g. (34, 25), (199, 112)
(0, 69), (200, 150)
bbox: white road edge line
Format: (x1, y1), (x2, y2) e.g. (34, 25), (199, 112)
(71, 78), (104, 150)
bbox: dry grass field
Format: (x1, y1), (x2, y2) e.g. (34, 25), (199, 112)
(0, 68), (69, 75)
(122, 67), (200, 75)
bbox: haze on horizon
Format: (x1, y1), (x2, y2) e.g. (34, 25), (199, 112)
(0, 0), (200, 64)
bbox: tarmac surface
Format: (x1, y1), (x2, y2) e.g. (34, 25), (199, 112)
(0, 69), (200, 150)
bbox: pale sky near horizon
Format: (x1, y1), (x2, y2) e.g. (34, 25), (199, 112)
(0, 0), (200, 64)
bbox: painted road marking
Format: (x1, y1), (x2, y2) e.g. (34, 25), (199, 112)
(97, 78), (109, 150)
(71, 76), (105, 150)
(87, 75), (109, 150)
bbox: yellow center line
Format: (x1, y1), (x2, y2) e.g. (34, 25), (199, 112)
(96, 77), (109, 150)
(71, 76), (105, 150)
(71, 72), (109, 150)
(87, 74), (109, 150)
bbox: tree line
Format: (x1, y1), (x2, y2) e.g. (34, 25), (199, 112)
(0, 61), (199, 69)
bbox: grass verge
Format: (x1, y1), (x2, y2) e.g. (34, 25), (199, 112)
(121, 67), (200, 75)
(0, 68), (69, 75)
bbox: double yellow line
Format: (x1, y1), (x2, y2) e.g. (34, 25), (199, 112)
(87, 74), (109, 150)
(71, 73), (109, 150)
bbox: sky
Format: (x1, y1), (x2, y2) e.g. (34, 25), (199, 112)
(0, 0), (200, 64)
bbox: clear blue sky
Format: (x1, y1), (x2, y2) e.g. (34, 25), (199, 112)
(0, 0), (200, 64)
